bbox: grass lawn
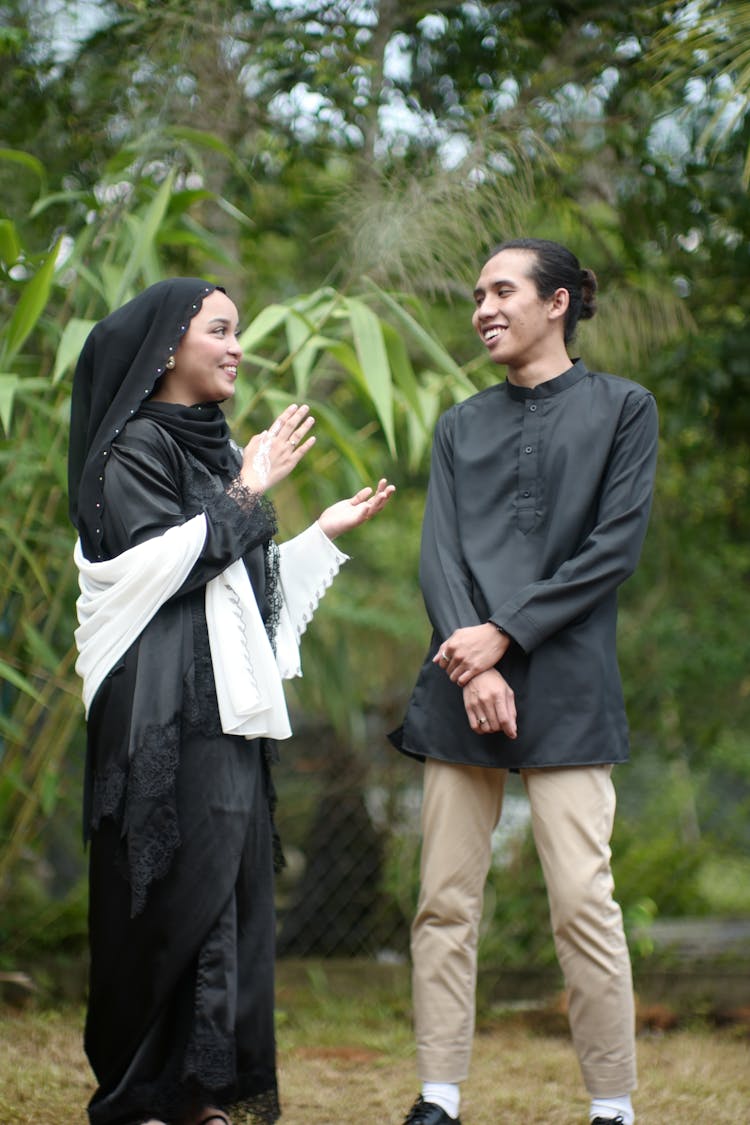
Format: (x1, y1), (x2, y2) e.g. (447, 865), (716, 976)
(0, 961), (748, 1124)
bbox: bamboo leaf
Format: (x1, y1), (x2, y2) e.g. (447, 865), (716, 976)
(102, 261), (129, 310)
(113, 169), (177, 307)
(71, 260), (107, 303)
(239, 351), (280, 372)
(319, 339), (361, 378)
(215, 196), (256, 230)
(290, 289), (339, 319)
(260, 388), (372, 479)
(0, 147), (46, 191)
(40, 769), (60, 817)
(0, 218), (20, 266)
(345, 296), (396, 456)
(381, 321), (428, 430)
(2, 240), (61, 366)
(0, 374), (19, 434)
(239, 304), (289, 352)
(0, 517), (53, 597)
(11, 378), (53, 396)
(304, 395), (373, 480)
(29, 189), (90, 218)
(285, 310), (318, 398)
(22, 622), (62, 675)
(0, 659), (44, 704)
(168, 125), (237, 157)
(406, 384), (441, 470)
(52, 319), (98, 384)
(361, 277), (475, 392)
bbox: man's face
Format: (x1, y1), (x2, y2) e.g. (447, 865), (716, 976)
(471, 249), (563, 370)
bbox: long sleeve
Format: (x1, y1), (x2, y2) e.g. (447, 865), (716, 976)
(492, 392), (658, 653)
(419, 411), (483, 639)
(101, 419), (276, 593)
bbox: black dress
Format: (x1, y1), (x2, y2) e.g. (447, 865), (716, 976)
(84, 409), (282, 1125)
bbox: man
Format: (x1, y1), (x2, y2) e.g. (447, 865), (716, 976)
(391, 238), (659, 1125)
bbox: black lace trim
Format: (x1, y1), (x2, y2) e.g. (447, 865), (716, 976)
(129, 718), (180, 797)
(263, 540), (282, 654)
(180, 448), (278, 548)
(91, 763), (126, 828)
(262, 742), (285, 875)
(226, 474), (262, 512)
(90, 717), (182, 917)
(124, 717), (181, 917)
(229, 1087), (281, 1124)
(183, 1022), (235, 1093)
(185, 590), (224, 737)
(221, 481), (279, 546)
(128, 804), (181, 918)
(89, 1075), (279, 1125)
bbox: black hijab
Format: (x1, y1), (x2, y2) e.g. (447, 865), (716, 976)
(68, 278), (235, 561)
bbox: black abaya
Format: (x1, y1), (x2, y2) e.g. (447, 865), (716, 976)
(83, 413), (282, 1125)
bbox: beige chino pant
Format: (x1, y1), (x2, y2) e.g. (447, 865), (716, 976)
(411, 760), (637, 1097)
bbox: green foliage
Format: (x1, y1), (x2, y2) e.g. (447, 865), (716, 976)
(480, 828), (557, 969)
(2, 0), (750, 970)
(0, 150), (474, 925)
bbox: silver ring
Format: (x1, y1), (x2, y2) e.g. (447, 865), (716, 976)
(289, 438), (298, 448)
(439, 650), (448, 662)
(478, 717), (487, 725)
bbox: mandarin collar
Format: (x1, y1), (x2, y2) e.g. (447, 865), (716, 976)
(504, 358), (588, 401)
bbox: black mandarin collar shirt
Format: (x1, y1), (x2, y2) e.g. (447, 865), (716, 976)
(394, 360), (659, 770)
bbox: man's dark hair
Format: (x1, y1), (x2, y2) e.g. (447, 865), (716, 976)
(488, 237), (597, 346)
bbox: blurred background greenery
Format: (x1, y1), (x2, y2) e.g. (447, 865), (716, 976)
(1, 0), (749, 1002)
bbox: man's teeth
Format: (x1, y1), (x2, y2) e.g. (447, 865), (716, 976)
(484, 326), (504, 342)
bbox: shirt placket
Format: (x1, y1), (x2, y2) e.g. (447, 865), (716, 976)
(517, 396), (541, 533)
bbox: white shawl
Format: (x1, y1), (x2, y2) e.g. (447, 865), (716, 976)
(74, 518), (349, 740)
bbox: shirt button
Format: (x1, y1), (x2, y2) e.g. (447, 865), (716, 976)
(525, 446), (533, 454)
(523, 490), (530, 498)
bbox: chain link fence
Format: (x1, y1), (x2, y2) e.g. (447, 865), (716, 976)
(273, 723), (536, 962)
(274, 728), (422, 960)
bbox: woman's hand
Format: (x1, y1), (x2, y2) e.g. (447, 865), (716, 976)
(318, 479), (396, 540)
(240, 404), (316, 492)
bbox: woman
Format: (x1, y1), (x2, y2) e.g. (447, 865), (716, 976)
(67, 278), (394, 1125)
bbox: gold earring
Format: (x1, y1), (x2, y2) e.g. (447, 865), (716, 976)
(166, 356), (176, 370)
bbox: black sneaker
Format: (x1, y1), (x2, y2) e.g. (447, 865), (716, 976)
(591, 1117), (625, 1124)
(403, 1095), (461, 1125)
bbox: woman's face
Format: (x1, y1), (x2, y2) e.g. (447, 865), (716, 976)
(154, 289), (242, 405)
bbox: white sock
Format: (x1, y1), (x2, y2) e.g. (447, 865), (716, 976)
(422, 1082), (460, 1119)
(590, 1093), (634, 1125)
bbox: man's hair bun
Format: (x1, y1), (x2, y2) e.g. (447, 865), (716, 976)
(580, 268), (598, 320)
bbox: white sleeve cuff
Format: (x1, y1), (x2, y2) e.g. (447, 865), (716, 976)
(274, 521), (350, 678)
